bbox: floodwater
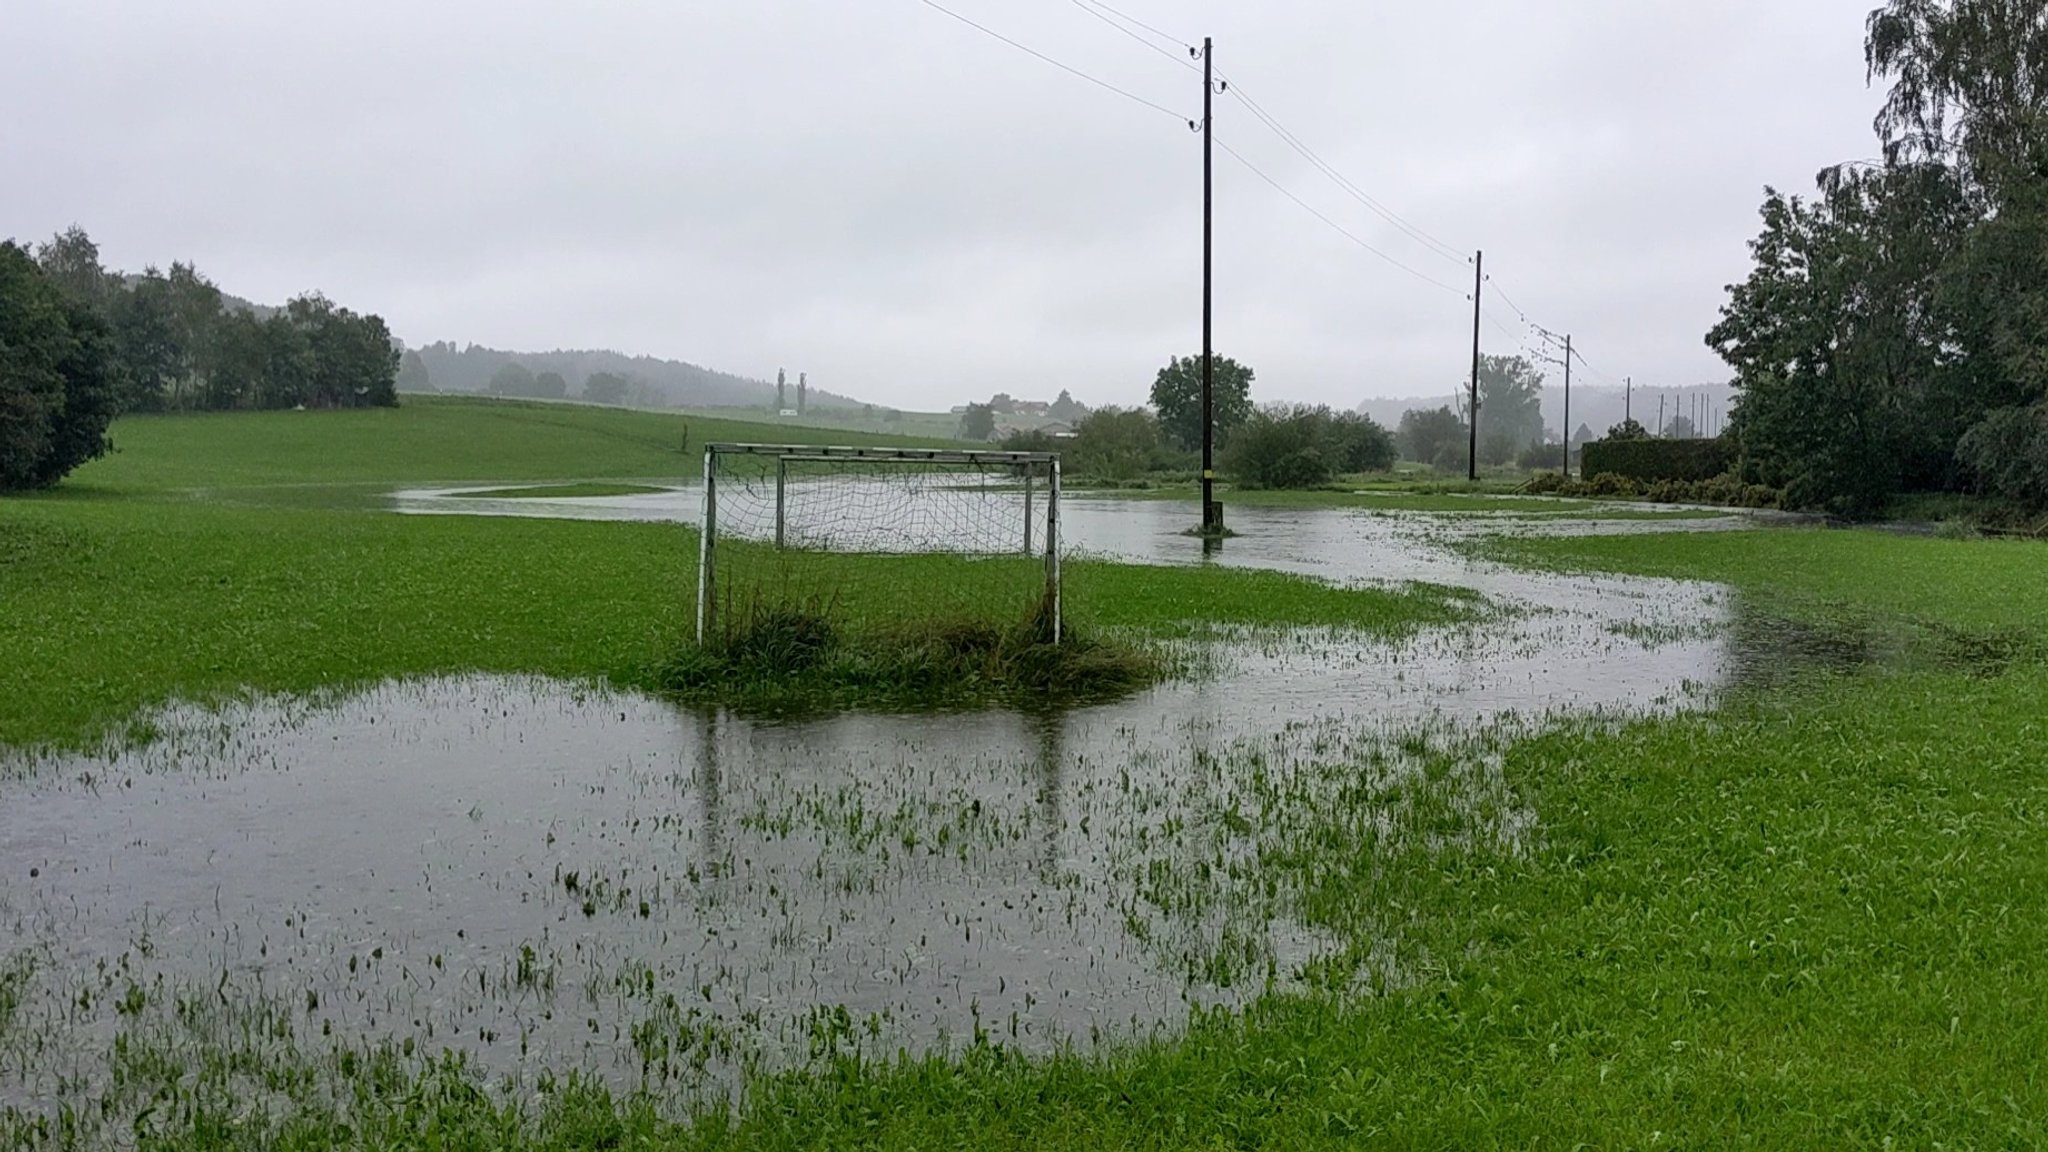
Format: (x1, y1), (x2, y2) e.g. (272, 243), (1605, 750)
(0, 489), (1761, 1114)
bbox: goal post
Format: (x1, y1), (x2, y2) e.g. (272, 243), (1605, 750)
(696, 444), (1062, 646)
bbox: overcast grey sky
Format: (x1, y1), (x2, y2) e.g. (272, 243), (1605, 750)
(4, 1), (1885, 411)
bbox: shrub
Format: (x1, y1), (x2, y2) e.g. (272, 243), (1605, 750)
(1523, 471), (1783, 509)
(1225, 405), (1395, 489)
(1580, 437), (1733, 483)
(1958, 404), (2048, 510)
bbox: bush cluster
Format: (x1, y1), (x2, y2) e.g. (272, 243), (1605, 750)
(1525, 470), (1784, 508)
(1579, 437), (1734, 483)
(1958, 403), (2048, 511)
(1223, 405), (1396, 489)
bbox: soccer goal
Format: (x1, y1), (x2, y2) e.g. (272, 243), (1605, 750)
(696, 444), (1062, 646)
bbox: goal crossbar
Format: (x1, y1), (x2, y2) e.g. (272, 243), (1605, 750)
(696, 444), (1063, 646)
(706, 443), (1060, 466)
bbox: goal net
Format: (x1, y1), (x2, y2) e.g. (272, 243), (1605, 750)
(696, 445), (1062, 647)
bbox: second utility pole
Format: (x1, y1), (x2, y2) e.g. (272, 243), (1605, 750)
(1468, 250), (1484, 482)
(1200, 36), (1221, 536)
(1561, 333), (1573, 478)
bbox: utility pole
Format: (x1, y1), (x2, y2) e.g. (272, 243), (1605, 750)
(1624, 377), (1632, 425)
(798, 372), (808, 416)
(1562, 334), (1573, 478)
(1534, 326), (1572, 478)
(1468, 250), (1484, 482)
(1659, 394), (1666, 438)
(776, 368), (786, 413)
(1199, 35), (1221, 536)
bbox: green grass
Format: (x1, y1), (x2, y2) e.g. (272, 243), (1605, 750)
(83, 394), (961, 497)
(0, 498), (1478, 751)
(1486, 526), (2048, 639)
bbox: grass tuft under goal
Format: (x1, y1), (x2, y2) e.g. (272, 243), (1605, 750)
(657, 588), (1159, 713)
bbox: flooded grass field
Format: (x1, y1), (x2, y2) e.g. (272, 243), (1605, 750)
(6, 390), (2043, 1147)
(0, 486), (1768, 1142)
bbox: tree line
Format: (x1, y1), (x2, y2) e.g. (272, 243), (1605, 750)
(1712, 0), (2048, 515)
(2, 226), (401, 489)
(997, 352), (1401, 488)
(24, 227), (400, 418)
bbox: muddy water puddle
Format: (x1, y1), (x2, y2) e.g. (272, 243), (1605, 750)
(3, 494), (1748, 1111)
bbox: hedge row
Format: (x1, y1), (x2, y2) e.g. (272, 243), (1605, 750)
(1579, 437), (1732, 483)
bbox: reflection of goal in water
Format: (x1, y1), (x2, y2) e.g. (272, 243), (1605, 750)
(697, 444), (1062, 644)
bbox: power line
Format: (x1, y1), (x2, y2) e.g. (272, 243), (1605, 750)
(1222, 80), (1471, 266)
(1486, 278), (1534, 324)
(1077, 0), (1194, 52)
(1216, 138), (1467, 297)
(916, 0), (1188, 121)
(1483, 304), (1532, 342)
(1068, 0), (1199, 71)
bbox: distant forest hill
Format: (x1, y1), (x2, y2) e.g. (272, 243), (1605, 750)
(404, 342), (864, 413)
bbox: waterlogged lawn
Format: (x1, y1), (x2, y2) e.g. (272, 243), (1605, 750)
(0, 499), (1476, 750)
(10, 663), (2043, 1148)
(1491, 526), (2048, 638)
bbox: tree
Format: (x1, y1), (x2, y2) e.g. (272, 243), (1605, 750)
(1709, 167), (1973, 512)
(397, 350), (434, 394)
(1068, 406), (1167, 480)
(1959, 401), (2048, 508)
(283, 293), (398, 408)
(1398, 406), (1466, 466)
(959, 403), (996, 441)
(0, 242), (120, 490)
(988, 393), (1017, 415)
(534, 371), (569, 400)
(1476, 354), (1546, 453)
(35, 225), (113, 310)
(1867, 0), (2048, 196)
(1150, 354), (1254, 452)
(1050, 389), (1087, 422)
(163, 262), (223, 410)
(107, 268), (180, 412)
(1607, 419), (1651, 441)
(584, 371), (631, 405)
(1665, 415), (1699, 440)
(490, 362), (538, 397)
(256, 314), (317, 409)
